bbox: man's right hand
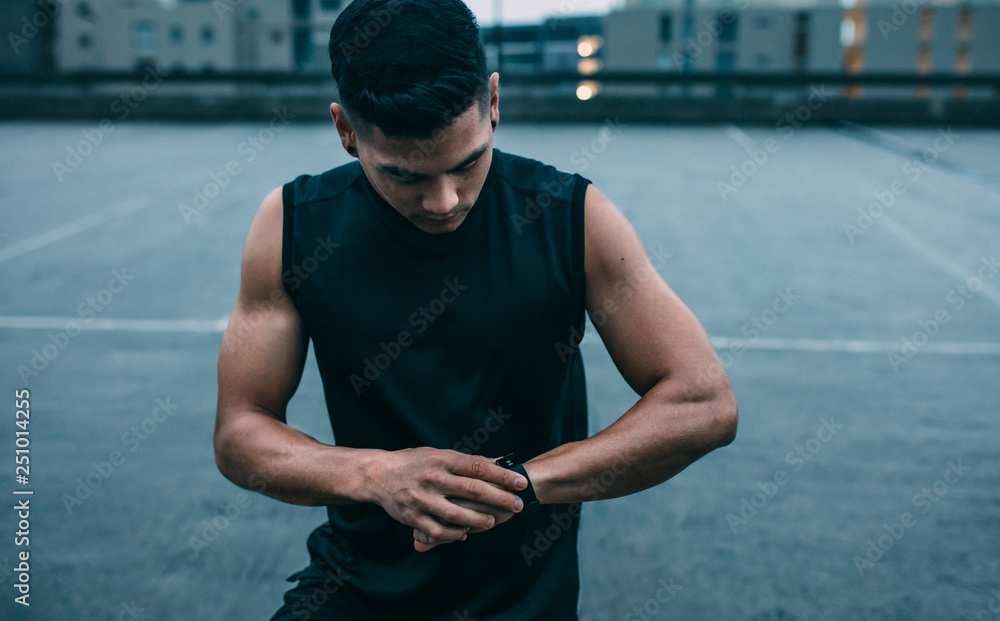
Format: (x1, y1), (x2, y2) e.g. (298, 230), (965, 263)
(369, 448), (526, 550)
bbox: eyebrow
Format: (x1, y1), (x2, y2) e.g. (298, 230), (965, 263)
(379, 143), (490, 179)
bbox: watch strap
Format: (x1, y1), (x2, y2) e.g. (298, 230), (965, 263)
(510, 463), (540, 509)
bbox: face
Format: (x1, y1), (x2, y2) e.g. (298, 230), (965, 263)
(332, 74), (500, 235)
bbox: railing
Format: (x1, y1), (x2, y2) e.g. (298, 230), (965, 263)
(1, 70), (998, 92)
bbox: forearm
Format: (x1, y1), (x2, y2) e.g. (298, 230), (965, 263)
(214, 408), (384, 507)
(525, 380), (737, 505)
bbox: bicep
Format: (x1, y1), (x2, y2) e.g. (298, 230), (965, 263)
(216, 187), (308, 425)
(582, 185), (721, 397)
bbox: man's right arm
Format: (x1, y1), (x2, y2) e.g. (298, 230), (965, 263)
(214, 186), (379, 507)
(213, 187), (526, 546)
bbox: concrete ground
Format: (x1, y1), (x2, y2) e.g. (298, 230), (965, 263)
(0, 118), (997, 621)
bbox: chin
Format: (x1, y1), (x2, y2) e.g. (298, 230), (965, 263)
(419, 211), (468, 234)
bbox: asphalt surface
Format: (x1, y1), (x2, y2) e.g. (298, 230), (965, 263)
(0, 118), (998, 620)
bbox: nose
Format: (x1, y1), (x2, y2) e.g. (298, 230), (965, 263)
(421, 177), (460, 216)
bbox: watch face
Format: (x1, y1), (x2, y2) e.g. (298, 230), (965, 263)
(494, 454), (517, 469)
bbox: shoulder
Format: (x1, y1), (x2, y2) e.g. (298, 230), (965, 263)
(494, 149), (584, 204)
(284, 160), (366, 210)
(582, 183), (660, 303)
(242, 159), (359, 299)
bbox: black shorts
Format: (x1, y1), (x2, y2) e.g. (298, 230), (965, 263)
(268, 523), (392, 621)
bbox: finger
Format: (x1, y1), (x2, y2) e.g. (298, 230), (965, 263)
(450, 454), (528, 492)
(410, 512), (469, 545)
(413, 528), (437, 552)
(440, 471), (525, 513)
(413, 528), (468, 552)
(448, 497), (514, 520)
(414, 540), (435, 552)
(425, 496), (497, 531)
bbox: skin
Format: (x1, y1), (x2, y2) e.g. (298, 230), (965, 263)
(214, 71), (738, 554)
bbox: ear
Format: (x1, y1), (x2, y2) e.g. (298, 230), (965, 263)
(489, 72), (500, 132)
(330, 103), (358, 157)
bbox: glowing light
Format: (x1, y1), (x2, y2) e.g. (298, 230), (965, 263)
(576, 81), (602, 100)
(578, 58), (602, 74)
(577, 36), (603, 58)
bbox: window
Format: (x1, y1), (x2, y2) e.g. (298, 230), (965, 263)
(718, 15), (737, 42)
(717, 51), (735, 71)
(320, 0), (341, 10)
(660, 14), (672, 42)
(794, 12), (809, 70)
(201, 24), (214, 45)
(132, 21), (156, 54)
(169, 24), (183, 45)
(77, 2), (94, 20)
(78, 33), (93, 49)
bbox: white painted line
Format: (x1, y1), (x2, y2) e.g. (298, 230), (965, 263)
(710, 336), (1000, 356)
(722, 124), (757, 151)
(878, 215), (1000, 310)
(0, 315), (229, 333)
(1, 316), (997, 356)
(0, 196), (150, 264)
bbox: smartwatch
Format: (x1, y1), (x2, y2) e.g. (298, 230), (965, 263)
(495, 454), (540, 512)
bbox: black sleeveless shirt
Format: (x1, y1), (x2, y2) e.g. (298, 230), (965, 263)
(281, 149), (591, 620)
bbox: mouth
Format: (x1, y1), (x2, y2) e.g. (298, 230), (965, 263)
(425, 211), (464, 224)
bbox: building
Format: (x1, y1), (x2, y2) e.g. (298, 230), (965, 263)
(482, 16), (604, 74)
(54, 0), (350, 73)
(604, 0), (1000, 76)
(2, 0), (58, 75)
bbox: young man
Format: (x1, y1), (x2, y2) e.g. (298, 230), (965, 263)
(213, 1), (738, 619)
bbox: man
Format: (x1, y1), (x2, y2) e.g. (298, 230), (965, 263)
(213, 1), (737, 619)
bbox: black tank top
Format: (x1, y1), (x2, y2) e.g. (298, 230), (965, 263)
(281, 148), (591, 620)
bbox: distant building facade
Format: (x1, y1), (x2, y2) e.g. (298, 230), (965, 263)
(54, 0), (350, 73)
(3, 0), (58, 74)
(605, 0), (1000, 75)
(482, 16), (605, 74)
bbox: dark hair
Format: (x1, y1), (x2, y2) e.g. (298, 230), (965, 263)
(329, 0), (490, 140)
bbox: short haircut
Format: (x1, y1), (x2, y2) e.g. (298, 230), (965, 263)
(328, 0), (490, 140)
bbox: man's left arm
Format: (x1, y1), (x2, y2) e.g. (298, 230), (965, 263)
(523, 184), (738, 504)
